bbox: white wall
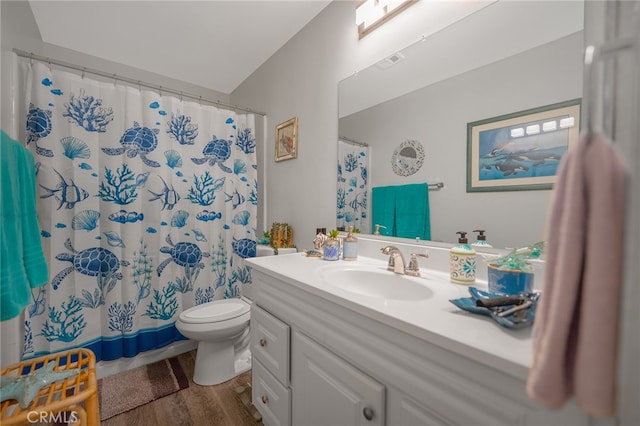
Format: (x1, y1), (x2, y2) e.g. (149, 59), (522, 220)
(231, 1), (583, 250)
(340, 33), (583, 249)
(231, 0), (501, 248)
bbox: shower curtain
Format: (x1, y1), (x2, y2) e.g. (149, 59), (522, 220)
(337, 139), (369, 232)
(19, 61), (258, 362)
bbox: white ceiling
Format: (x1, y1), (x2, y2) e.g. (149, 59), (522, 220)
(28, 0), (332, 95)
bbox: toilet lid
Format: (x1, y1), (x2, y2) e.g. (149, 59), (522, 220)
(180, 299), (250, 324)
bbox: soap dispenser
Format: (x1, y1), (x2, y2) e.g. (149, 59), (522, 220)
(342, 226), (358, 261)
(450, 231), (477, 284)
(471, 229), (493, 248)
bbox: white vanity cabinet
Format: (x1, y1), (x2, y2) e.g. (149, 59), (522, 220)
(251, 304), (291, 426)
(292, 330), (385, 426)
(247, 255), (590, 426)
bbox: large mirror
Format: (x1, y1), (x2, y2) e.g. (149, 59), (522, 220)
(338, 1), (584, 249)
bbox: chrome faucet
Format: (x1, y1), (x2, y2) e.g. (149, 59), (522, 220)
(405, 253), (429, 277)
(380, 246), (406, 274)
(380, 246), (429, 276)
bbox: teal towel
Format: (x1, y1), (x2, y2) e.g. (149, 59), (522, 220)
(371, 186), (395, 236)
(394, 183), (431, 240)
(1, 130), (49, 321)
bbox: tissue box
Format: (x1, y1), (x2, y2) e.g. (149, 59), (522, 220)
(487, 264), (534, 295)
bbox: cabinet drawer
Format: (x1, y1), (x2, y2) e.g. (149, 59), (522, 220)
(253, 359), (291, 426)
(251, 304), (290, 385)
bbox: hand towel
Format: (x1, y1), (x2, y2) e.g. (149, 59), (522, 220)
(527, 132), (626, 417)
(371, 186), (395, 236)
(1, 130), (49, 321)
(394, 183), (431, 240)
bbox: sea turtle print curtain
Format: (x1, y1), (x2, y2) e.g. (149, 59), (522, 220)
(20, 61), (257, 362)
(337, 139), (369, 233)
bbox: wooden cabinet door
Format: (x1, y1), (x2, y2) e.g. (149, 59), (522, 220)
(292, 331), (385, 426)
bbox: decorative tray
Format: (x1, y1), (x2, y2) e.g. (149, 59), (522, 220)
(449, 287), (540, 329)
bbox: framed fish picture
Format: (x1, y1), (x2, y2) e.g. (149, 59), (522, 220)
(275, 117), (298, 162)
(467, 99), (581, 192)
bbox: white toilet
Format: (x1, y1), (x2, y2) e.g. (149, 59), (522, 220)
(176, 297), (252, 386)
(176, 247), (297, 386)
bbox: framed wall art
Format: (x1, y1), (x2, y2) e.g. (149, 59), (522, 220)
(467, 99), (581, 192)
(275, 117), (298, 162)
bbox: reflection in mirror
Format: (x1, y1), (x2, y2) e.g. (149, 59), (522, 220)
(392, 139), (425, 176)
(338, 1), (584, 249)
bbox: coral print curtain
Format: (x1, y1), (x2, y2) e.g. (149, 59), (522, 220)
(20, 61), (257, 362)
(337, 139), (369, 232)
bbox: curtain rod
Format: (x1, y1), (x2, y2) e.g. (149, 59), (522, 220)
(339, 136), (369, 147)
(14, 49), (266, 117)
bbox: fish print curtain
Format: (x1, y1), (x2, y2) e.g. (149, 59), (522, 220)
(20, 61), (257, 362)
(337, 139), (369, 232)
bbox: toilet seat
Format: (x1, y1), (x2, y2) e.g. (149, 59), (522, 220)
(179, 299), (250, 324)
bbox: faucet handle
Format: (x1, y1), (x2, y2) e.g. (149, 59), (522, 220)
(406, 252), (429, 277)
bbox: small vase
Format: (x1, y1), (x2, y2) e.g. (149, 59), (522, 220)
(323, 239), (340, 261)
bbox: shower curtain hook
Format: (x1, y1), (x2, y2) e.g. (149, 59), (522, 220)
(29, 53), (33, 66)
(113, 73), (118, 87)
(199, 96), (202, 106)
(81, 67), (86, 79)
(180, 91), (183, 102)
(159, 86), (163, 97)
(584, 45), (596, 139)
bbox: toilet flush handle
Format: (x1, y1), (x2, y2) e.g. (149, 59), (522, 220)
(259, 338), (267, 347)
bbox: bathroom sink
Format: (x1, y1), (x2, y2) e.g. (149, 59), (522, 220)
(320, 267), (433, 301)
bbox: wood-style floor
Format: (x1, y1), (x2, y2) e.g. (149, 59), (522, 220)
(102, 351), (263, 426)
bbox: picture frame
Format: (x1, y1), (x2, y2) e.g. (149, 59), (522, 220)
(275, 117), (298, 162)
(467, 99), (581, 192)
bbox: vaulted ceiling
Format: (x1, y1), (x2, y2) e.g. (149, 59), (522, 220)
(28, 1), (332, 94)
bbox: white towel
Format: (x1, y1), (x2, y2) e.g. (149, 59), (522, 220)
(527, 133), (626, 417)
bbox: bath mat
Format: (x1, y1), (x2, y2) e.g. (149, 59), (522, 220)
(98, 355), (189, 421)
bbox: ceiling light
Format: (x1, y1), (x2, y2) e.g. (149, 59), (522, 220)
(356, 0), (419, 39)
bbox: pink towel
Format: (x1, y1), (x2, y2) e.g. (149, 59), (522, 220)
(527, 133), (626, 417)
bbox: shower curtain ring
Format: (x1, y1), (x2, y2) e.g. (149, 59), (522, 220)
(81, 68), (86, 79)
(159, 86), (163, 97)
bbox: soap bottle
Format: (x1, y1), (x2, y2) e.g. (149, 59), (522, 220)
(373, 224), (386, 235)
(471, 229), (493, 248)
(450, 231), (477, 284)
(342, 226), (358, 261)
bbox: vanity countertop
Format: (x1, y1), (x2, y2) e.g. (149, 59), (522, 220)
(246, 252), (535, 381)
